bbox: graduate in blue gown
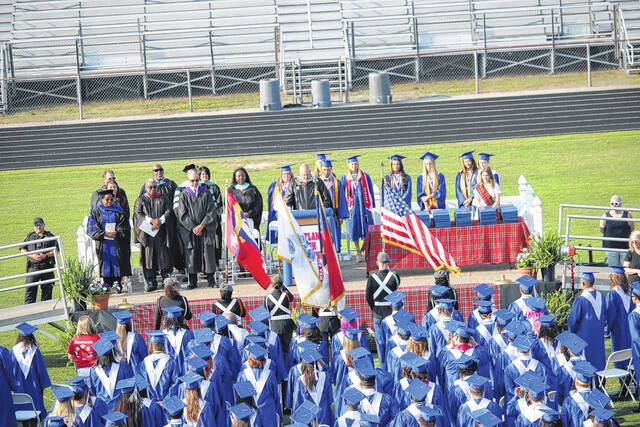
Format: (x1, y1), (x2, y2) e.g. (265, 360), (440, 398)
(45, 387), (77, 427)
(561, 361), (609, 427)
(229, 401), (257, 427)
(487, 309), (515, 399)
(468, 300), (496, 347)
(505, 371), (553, 427)
(331, 326), (363, 385)
(236, 344), (281, 427)
(494, 321), (530, 401)
(178, 372), (217, 427)
(211, 315), (242, 379)
(0, 344), (18, 427)
(64, 375), (107, 426)
(112, 310), (148, 374)
(330, 308), (369, 367)
(467, 283), (496, 330)
(448, 355), (496, 422)
(530, 315), (561, 405)
(138, 330), (180, 402)
(88, 338), (134, 411)
(454, 150), (479, 210)
(287, 313), (329, 370)
(439, 323), (491, 394)
(334, 386), (367, 427)
(247, 306), (287, 383)
(456, 374), (503, 427)
(134, 375), (167, 427)
(381, 291), (415, 345)
(427, 298), (459, 358)
(391, 379), (447, 427)
(567, 272), (606, 371)
(231, 381), (261, 427)
(385, 321), (412, 377)
(552, 331), (588, 406)
(389, 324), (437, 384)
(606, 266), (634, 369)
(161, 305), (195, 377)
(629, 282), (640, 407)
(509, 275), (544, 321)
(191, 329), (233, 412)
(111, 377), (151, 427)
(421, 285), (464, 331)
(182, 351), (224, 425)
(416, 152), (446, 211)
(382, 154), (412, 207)
(10, 322), (51, 420)
(403, 357), (448, 420)
(338, 155), (375, 258)
(503, 335), (548, 406)
(162, 395), (187, 426)
(266, 164), (295, 244)
(477, 153), (500, 186)
(286, 348), (334, 425)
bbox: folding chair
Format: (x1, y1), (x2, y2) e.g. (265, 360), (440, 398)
(596, 349), (636, 408)
(12, 392), (42, 427)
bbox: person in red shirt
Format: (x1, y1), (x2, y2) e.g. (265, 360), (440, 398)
(67, 315), (100, 376)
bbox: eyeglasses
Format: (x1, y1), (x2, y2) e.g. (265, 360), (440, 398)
(34, 223), (44, 227)
(153, 168), (163, 172)
(611, 202), (621, 207)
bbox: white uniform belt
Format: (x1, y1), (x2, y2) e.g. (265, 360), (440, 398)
(271, 314), (291, 321)
(319, 311), (338, 317)
(374, 301), (391, 306)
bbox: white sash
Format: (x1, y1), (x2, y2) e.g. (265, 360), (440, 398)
(474, 309), (494, 326)
(521, 402), (550, 422)
(348, 370), (360, 387)
(360, 391), (383, 415)
(454, 378), (472, 401)
(372, 271), (394, 302)
(216, 299), (239, 321)
(164, 329), (186, 356)
(541, 339), (559, 363)
(243, 359), (272, 399)
(570, 390), (590, 417)
(308, 371), (326, 405)
(581, 290), (603, 320)
(492, 333), (507, 351)
(435, 320), (449, 341)
(77, 405), (92, 422)
(12, 344), (36, 379)
(212, 334), (221, 356)
(476, 323), (492, 343)
(268, 331), (278, 347)
(126, 332), (135, 362)
(400, 378), (410, 390)
(407, 403), (422, 422)
(505, 344), (519, 361)
(145, 353), (170, 390)
(584, 421), (594, 427)
(142, 398), (152, 408)
(465, 398), (490, 412)
(512, 357), (538, 375)
(428, 307), (440, 323)
(635, 306), (640, 314)
(338, 412), (361, 427)
(613, 286), (632, 313)
(425, 385), (435, 404)
(391, 334), (407, 348)
(514, 297), (528, 314)
(200, 379), (210, 398)
(95, 363), (120, 398)
(268, 293), (291, 320)
(392, 346), (404, 359)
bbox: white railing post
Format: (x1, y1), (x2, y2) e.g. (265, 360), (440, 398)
(532, 196), (543, 237)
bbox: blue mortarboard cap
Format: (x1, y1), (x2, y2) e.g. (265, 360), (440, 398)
(540, 408), (561, 423)
(297, 340), (318, 352)
(395, 321), (412, 336)
(246, 335), (267, 346)
(214, 315), (230, 332)
(346, 155), (361, 163)
(115, 377), (136, 394)
(290, 405), (318, 425)
(353, 358), (377, 379)
(342, 326), (360, 341)
(246, 344), (267, 360)
(99, 330), (120, 342)
(277, 164), (295, 173)
(455, 326), (471, 339)
(193, 328), (214, 344)
(419, 405), (442, 422)
(112, 310), (133, 325)
(342, 386), (366, 405)
(474, 283), (496, 300)
(525, 297), (546, 312)
(466, 374), (489, 391)
(300, 348), (323, 363)
(384, 290), (407, 307)
(66, 375), (88, 392)
(16, 322), (38, 336)
(419, 152), (439, 161)
(234, 381), (257, 399)
(477, 153), (494, 162)
(248, 321), (269, 336)
(493, 309), (514, 327)
(339, 307), (360, 322)
(516, 275), (539, 292)
(474, 300), (493, 314)
(406, 379), (431, 401)
(610, 265), (625, 275)
(187, 357), (208, 373)
(146, 330), (166, 344)
(455, 354), (475, 369)
(400, 352), (419, 367)
(632, 282), (640, 297)
(590, 407), (615, 424)
(92, 338), (115, 356)
(392, 309), (414, 324)
(52, 386), (74, 402)
(430, 285), (451, 298)
(297, 312), (320, 329)
(102, 411), (128, 426)
(409, 323), (428, 341)
(470, 408), (501, 426)
(538, 314), (557, 328)
(163, 396), (186, 417)
(408, 356), (428, 373)
(180, 372), (203, 390)
(573, 360), (598, 383)
(195, 311), (216, 326)
(582, 272), (595, 282)
(135, 374), (148, 391)
(459, 150), (476, 160)
(349, 347), (371, 361)
(444, 320), (465, 333)
(387, 154), (406, 161)
(161, 305), (184, 319)
(504, 321), (526, 339)
(45, 416), (66, 427)
(321, 159), (335, 168)
(190, 344), (213, 360)
(512, 335), (534, 353)
(249, 306), (270, 323)
(315, 153), (327, 160)
(515, 372), (549, 399)
(437, 298), (455, 310)
(556, 331), (587, 355)
(229, 403), (255, 420)
(586, 388), (612, 409)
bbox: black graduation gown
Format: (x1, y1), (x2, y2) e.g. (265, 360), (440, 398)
(203, 181), (224, 263)
(175, 188), (218, 274)
(87, 204), (131, 279)
(229, 184), (263, 231)
(285, 178), (334, 210)
(133, 194), (172, 271)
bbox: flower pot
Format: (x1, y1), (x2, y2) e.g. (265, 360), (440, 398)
(541, 264), (556, 282)
(518, 267), (537, 278)
(92, 294), (110, 311)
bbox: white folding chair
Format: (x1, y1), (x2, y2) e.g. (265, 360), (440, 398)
(12, 392), (42, 427)
(628, 360), (638, 388)
(596, 349), (636, 408)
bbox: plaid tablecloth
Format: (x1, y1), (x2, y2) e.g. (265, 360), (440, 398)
(129, 282), (500, 340)
(363, 219), (529, 274)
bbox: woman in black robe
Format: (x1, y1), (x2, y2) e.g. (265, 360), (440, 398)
(228, 167), (263, 233)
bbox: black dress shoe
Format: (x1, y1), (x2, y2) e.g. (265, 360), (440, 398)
(187, 283), (197, 290)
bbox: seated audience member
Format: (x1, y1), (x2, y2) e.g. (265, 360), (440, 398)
(624, 230), (640, 284)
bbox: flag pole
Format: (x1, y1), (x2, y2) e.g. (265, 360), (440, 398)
(224, 178), (229, 286)
(380, 160), (386, 252)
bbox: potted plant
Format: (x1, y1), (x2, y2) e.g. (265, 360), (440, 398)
(60, 258), (94, 312)
(531, 230), (569, 282)
(87, 279), (114, 310)
(515, 247), (536, 278)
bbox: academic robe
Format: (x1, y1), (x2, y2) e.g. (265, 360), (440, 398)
(210, 334), (239, 402)
(606, 287), (634, 368)
(176, 187), (218, 275)
(470, 316), (496, 349)
(338, 171), (375, 242)
(227, 323), (250, 356)
(438, 344), (491, 393)
(421, 307), (464, 332)
(138, 352), (180, 402)
(561, 388), (596, 427)
(88, 362), (134, 411)
(164, 328), (194, 377)
(503, 356), (547, 404)
(286, 367), (334, 425)
(381, 309), (416, 344)
(531, 338), (560, 399)
(180, 398), (216, 427)
(416, 172), (446, 211)
(87, 202), (131, 279)
(338, 386), (397, 425)
(122, 332), (148, 374)
(567, 289), (606, 370)
(389, 350), (438, 384)
(513, 400), (554, 427)
(202, 180), (223, 261)
(334, 411), (364, 427)
(427, 319), (453, 358)
(0, 346), (17, 427)
(330, 329), (369, 374)
(391, 403), (447, 427)
(550, 354), (585, 406)
(333, 367), (394, 417)
(382, 173), (412, 207)
(454, 169), (478, 209)
(141, 398), (166, 427)
(488, 332), (512, 399)
(392, 378), (448, 417)
(228, 184), (263, 232)
(448, 378), (496, 424)
(629, 307), (640, 401)
(508, 296), (548, 321)
(287, 337), (329, 371)
(133, 193), (172, 271)
(10, 344), (51, 420)
(467, 308), (495, 331)
(242, 331), (286, 383)
(385, 334), (409, 375)
(237, 363), (281, 427)
(70, 404), (104, 427)
(178, 379), (221, 426)
(457, 397), (503, 427)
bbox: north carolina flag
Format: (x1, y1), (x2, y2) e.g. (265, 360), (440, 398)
(225, 190), (270, 289)
(316, 196), (345, 309)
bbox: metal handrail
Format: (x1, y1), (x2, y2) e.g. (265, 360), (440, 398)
(558, 203), (640, 234)
(617, 7), (634, 66)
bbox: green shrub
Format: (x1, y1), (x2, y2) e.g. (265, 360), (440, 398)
(543, 288), (576, 330)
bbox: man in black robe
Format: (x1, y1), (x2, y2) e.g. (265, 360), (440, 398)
(285, 163), (333, 210)
(90, 169), (129, 214)
(134, 179), (172, 292)
(176, 170), (218, 289)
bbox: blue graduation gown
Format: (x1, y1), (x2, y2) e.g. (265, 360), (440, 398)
(66, 404), (104, 427)
(385, 334), (409, 375)
(178, 379), (221, 426)
(287, 368), (334, 425)
(339, 172), (375, 242)
(457, 398), (503, 427)
(237, 364), (281, 427)
(531, 338), (560, 401)
(164, 328), (194, 377)
(488, 332), (511, 399)
(503, 356), (547, 404)
(551, 354), (585, 406)
(337, 387), (397, 425)
(123, 332), (148, 374)
(382, 173), (412, 207)
(454, 169), (477, 208)
(629, 308), (640, 401)
(448, 378), (495, 424)
(438, 345), (490, 393)
(561, 388), (595, 427)
(0, 346), (18, 427)
(181, 398), (216, 427)
(420, 307), (464, 332)
(333, 367), (395, 417)
(241, 332), (286, 383)
(392, 380), (448, 420)
(334, 411), (365, 427)
(88, 361), (134, 411)
(427, 319), (453, 358)
(470, 317), (496, 348)
(10, 344), (51, 420)
(567, 289), (606, 370)
(138, 353), (180, 402)
(389, 350), (437, 384)
(390, 404), (447, 427)
(606, 287), (634, 368)
(330, 329), (369, 374)
(287, 337), (329, 371)
(514, 401), (555, 427)
(141, 398), (167, 427)
(508, 296), (549, 321)
(416, 172), (446, 211)
(211, 333), (242, 380)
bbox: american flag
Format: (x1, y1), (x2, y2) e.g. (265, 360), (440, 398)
(381, 189), (459, 273)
